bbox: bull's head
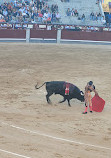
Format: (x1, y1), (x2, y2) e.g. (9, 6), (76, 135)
(77, 91), (84, 102)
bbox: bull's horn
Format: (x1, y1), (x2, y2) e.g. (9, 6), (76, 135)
(80, 91), (84, 96)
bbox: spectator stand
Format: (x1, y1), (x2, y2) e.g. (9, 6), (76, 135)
(0, 0), (109, 29)
(0, 0), (61, 25)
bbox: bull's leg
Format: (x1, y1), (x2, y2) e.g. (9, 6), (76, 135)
(67, 99), (71, 107)
(46, 92), (53, 104)
(59, 97), (66, 104)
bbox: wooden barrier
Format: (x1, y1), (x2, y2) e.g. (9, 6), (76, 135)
(0, 29), (26, 38)
(61, 30), (111, 41)
(0, 29), (111, 42)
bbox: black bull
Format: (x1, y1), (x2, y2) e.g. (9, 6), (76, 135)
(35, 81), (84, 106)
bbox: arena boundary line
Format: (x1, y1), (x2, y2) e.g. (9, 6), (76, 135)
(0, 38), (111, 45)
(1, 122), (111, 151)
(0, 148), (32, 158)
(61, 39), (111, 44)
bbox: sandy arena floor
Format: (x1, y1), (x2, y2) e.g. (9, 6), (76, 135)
(0, 43), (111, 158)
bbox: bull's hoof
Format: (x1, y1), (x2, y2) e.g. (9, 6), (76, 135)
(90, 111), (93, 113)
(48, 101), (52, 105)
(48, 102), (51, 104)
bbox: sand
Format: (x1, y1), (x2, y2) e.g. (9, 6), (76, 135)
(0, 43), (111, 158)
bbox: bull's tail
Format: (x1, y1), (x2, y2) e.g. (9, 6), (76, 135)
(35, 82), (46, 89)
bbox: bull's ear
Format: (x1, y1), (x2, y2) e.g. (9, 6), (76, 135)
(80, 91), (84, 96)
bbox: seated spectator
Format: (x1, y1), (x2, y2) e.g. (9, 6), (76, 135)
(71, 8), (75, 16)
(90, 12), (95, 20)
(3, 9), (8, 17)
(81, 14), (85, 22)
(43, 15), (47, 23)
(90, 26), (95, 31)
(19, 6), (24, 14)
(11, 16), (16, 23)
(5, 15), (11, 22)
(31, 10), (34, 21)
(66, 8), (71, 16)
(12, 9), (17, 18)
(0, 17), (6, 22)
(38, 11), (43, 22)
(55, 4), (58, 12)
(34, 10), (39, 20)
(44, 11), (48, 19)
(45, 5), (50, 13)
(22, 10), (27, 20)
(30, 0), (34, 7)
(65, 25), (70, 29)
(51, 4), (58, 13)
(47, 17), (51, 23)
(95, 12), (98, 21)
(15, 23), (22, 29)
(74, 9), (78, 17)
(97, 13), (102, 20)
(56, 12), (61, 22)
(51, 4), (55, 13)
(24, 0), (30, 5)
(32, 4), (37, 12)
(7, 3), (12, 10)
(101, 16), (106, 25)
(51, 11), (56, 22)
(48, 11), (52, 19)
(0, 13), (4, 20)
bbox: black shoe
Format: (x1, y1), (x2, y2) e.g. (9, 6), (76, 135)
(90, 111), (93, 113)
(82, 112), (87, 114)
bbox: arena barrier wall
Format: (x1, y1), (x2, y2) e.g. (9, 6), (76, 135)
(0, 29), (26, 38)
(30, 30), (57, 39)
(61, 30), (111, 41)
(0, 29), (111, 42)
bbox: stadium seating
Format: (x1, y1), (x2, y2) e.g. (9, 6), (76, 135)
(48, 0), (105, 26)
(0, 0), (105, 26)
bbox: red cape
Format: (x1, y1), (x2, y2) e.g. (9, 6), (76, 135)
(92, 95), (105, 112)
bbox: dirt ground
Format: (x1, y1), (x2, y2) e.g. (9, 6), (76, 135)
(0, 43), (111, 158)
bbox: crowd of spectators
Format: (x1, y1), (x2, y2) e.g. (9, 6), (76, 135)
(90, 12), (106, 24)
(90, 12), (102, 21)
(0, 0), (109, 26)
(65, 7), (106, 24)
(66, 8), (78, 17)
(0, 0), (61, 23)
